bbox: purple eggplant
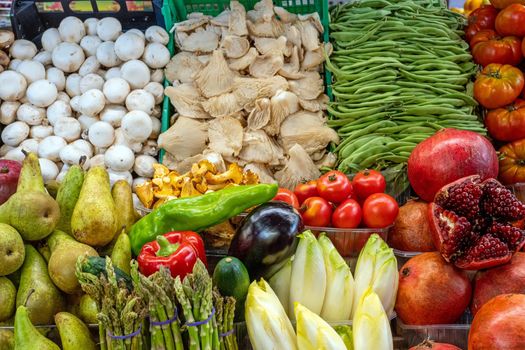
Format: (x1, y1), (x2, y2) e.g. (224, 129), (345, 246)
(228, 201), (303, 278)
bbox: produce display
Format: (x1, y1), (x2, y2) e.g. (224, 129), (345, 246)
(159, 1), (338, 189)
(326, 0), (485, 181)
(2, 0), (525, 348)
(0, 17), (169, 186)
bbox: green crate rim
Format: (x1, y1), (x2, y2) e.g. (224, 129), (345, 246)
(158, 0), (332, 163)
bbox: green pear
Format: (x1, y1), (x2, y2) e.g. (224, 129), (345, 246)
(0, 278), (16, 322)
(71, 166), (117, 246)
(47, 230), (98, 294)
(78, 294), (98, 324)
(16, 245), (65, 325)
(0, 328), (14, 350)
(44, 180), (60, 199)
(55, 312), (96, 350)
(0, 153), (60, 241)
(56, 166), (84, 234)
(0, 224), (24, 276)
(110, 231), (132, 275)
(14, 306), (59, 350)
(112, 180), (136, 234)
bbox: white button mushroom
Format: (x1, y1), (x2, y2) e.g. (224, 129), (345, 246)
(105, 67), (121, 80)
(145, 26), (169, 45)
(115, 32), (145, 61)
(127, 28), (145, 39)
(104, 144), (135, 171)
(85, 153), (105, 169)
(114, 127), (143, 153)
(133, 154), (156, 177)
(79, 73), (104, 93)
(41, 28), (62, 52)
(78, 114), (99, 131)
(88, 121), (114, 148)
(30, 124), (54, 140)
(125, 89), (155, 114)
(100, 104), (127, 127)
(149, 116), (161, 139)
(47, 100), (72, 126)
(144, 82), (164, 104)
(10, 40), (38, 60)
(58, 16), (86, 43)
(0, 71), (27, 101)
(56, 92), (71, 103)
(38, 135), (67, 161)
(16, 103), (46, 125)
(78, 56), (101, 77)
(121, 110), (153, 143)
(3, 148), (26, 162)
(143, 42), (170, 69)
(8, 59), (22, 71)
(19, 138), (40, 154)
(78, 89), (105, 117)
(26, 80), (58, 107)
(150, 68), (164, 83)
(65, 73), (82, 97)
(103, 77), (130, 104)
(46, 67), (66, 91)
(0, 144), (13, 157)
(84, 18), (99, 36)
(33, 51), (53, 66)
(52, 42), (85, 73)
(39, 158), (59, 181)
(120, 60), (150, 89)
(80, 35), (102, 57)
(71, 139), (94, 157)
(59, 144), (89, 165)
(16, 60), (46, 84)
(1, 121), (30, 146)
(96, 41), (121, 68)
(108, 169), (133, 186)
(0, 102), (20, 125)
(54, 117), (81, 142)
(96, 17), (122, 41)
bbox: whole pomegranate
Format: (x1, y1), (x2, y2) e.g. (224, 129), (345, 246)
(468, 294), (525, 350)
(0, 160), (21, 205)
(409, 339), (462, 350)
(471, 252), (525, 315)
(395, 252), (472, 325)
(389, 200), (435, 252)
(408, 129), (498, 202)
(429, 175), (525, 270)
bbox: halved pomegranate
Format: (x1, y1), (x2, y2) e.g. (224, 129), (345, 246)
(409, 339), (462, 350)
(429, 175), (525, 270)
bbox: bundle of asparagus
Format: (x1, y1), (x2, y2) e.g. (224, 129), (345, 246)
(76, 257), (147, 350)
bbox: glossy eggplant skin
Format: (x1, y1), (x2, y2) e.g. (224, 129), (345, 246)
(228, 201), (303, 278)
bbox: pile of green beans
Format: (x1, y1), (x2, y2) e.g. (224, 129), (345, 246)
(326, 0), (485, 174)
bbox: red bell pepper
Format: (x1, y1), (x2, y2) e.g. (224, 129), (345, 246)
(137, 231), (207, 278)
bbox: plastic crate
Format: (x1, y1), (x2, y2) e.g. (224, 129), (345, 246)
(11, 0), (164, 45)
(158, 0), (332, 162)
(396, 311), (472, 349)
(393, 249), (421, 270)
(508, 183), (525, 204)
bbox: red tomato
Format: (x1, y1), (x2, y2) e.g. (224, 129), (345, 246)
(495, 4), (525, 37)
(332, 199), (362, 229)
(300, 197), (333, 227)
(317, 170), (353, 204)
(499, 139), (525, 184)
(362, 193), (399, 228)
(465, 5), (499, 42)
(490, 0), (525, 9)
(473, 64), (524, 109)
(471, 30), (522, 67)
(522, 39), (525, 61)
(485, 99), (525, 142)
(352, 169), (387, 200)
(273, 188), (300, 209)
(294, 180), (319, 204)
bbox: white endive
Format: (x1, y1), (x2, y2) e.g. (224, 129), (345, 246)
(295, 302), (347, 350)
(269, 256), (293, 317)
(353, 288), (393, 350)
(319, 234), (354, 321)
(245, 279), (297, 350)
(289, 230), (326, 318)
(352, 234), (398, 318)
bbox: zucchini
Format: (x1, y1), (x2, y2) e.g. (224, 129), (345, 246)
(79, 256), (133, 291)
(213, 256), (250, 320)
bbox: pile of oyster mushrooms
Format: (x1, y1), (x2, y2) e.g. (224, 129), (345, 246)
(159, 0), (338, 189)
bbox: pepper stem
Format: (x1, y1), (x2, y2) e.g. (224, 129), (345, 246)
(156, 235), (180, 257)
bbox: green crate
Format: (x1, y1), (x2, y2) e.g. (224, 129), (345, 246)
(158, 0), (332, 163)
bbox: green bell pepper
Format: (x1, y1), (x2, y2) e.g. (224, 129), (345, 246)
(129, 184), (278, 255)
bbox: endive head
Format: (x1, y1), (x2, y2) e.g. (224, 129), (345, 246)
(353, 287), (393, 350)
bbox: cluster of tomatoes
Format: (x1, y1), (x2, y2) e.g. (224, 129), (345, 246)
(274, 170), (399, 229)
(467, 2), (525, 185)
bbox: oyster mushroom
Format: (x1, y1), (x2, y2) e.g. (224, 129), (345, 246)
(157, 116), (208, 161)
(279, 46), (303, 79)
(249, 50), (284, 78)
(195, 50), (235, 98)
(247, 18), (285, 38)
(201, 92), (243, 118)
(228, 47), (258, 70)
(284, 24), (302, 49)
(174, 17), (209, 32)
(211, 10), (231, 27)
(165, 52), (203, 83)
(239, 129), (284, 165)
(247, 0), (274, 22)
(275, 143), (320, 190)
(164, 83), (209, 119)
(299, 94), (329, 112)
(302, 42), (332, 71)
(229, 1), (249, 36)
(274, 7), (297, 23)
(297, 19), (321, 51)
(208, 116), (244, 157)
(247, 98), (271, 130)
(289, 71), (324, 100)
(266, 90), (299, 136)
(180, 28), (219, 53)
(221, 35), (251, 58)
(244, 163), (276, 184)
(279, 110), (339, 154)
(253, 36), (289, 56)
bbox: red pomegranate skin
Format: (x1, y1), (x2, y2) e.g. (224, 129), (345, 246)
(395, 252), (472, 325)
(469, 294), (525, 350)
(471, 252), (525, 315)
(408, 129), (498, 202)
(409, 339), (462, 350)
(0, 160), (21, 205)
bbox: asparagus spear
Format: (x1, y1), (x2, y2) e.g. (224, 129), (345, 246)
(175, 275), (201, 350)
